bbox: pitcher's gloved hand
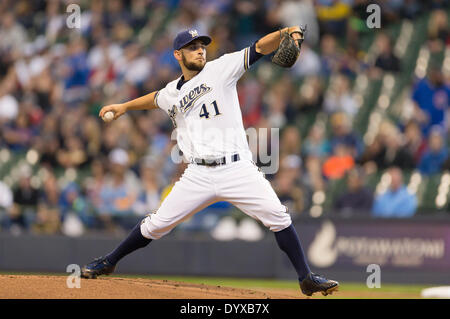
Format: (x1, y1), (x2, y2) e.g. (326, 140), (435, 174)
(271, 25), (307, 68)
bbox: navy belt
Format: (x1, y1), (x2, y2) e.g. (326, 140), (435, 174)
(193, 154), (240, 167)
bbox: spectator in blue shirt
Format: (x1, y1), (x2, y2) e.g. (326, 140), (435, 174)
(418, 126), (448, 175)
(412, 66), (450, 136)
(62, 37), (90, 106)
(64, 38), (90, 88)
(59, 182), (93, 228)
(372, 167), (417, 217)
(98, 148), (142, 232)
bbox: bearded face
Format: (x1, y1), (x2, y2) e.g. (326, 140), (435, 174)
(181, 51), (206, 71)
(178, 40), (207, 71)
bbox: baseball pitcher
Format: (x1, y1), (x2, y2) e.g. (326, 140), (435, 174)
(81, 26), (338, 297)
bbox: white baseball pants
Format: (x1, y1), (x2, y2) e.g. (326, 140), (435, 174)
(140, 159), (292, 239)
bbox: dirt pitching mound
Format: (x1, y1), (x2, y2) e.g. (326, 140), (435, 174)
(0, 275), (301, 299)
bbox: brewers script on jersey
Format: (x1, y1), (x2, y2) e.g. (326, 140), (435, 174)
(83, 27), (339, 296)
(143, 45), (291, 240)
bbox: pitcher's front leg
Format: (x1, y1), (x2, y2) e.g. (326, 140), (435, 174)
(81, 165), (216, 278)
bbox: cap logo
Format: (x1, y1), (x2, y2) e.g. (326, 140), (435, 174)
(189, 29), (198, 38)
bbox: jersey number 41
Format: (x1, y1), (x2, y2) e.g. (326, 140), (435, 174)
(199, 100), (221, 119)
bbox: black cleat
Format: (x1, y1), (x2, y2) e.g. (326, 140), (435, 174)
(81, 257), (116, 279)
(299, 273), (339, 296)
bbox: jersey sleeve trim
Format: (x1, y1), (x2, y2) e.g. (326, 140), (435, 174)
(244, 47), (249, 71)
(154, 90), (160, 108)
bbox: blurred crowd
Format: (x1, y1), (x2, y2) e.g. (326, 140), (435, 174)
(1, 0), (450, 238)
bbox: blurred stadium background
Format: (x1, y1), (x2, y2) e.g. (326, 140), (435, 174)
(0, 0), (450, 287)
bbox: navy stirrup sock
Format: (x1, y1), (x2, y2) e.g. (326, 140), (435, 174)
(105, 222), (152, 265)
(274, 224), (311, 282)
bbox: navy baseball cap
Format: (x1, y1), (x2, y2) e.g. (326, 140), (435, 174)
(173, 29), (211, 50)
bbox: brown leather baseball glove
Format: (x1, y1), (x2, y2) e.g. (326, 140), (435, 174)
(272, 25), (307, 68)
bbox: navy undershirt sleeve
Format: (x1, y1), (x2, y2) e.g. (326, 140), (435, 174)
(249, 42), (264, 66)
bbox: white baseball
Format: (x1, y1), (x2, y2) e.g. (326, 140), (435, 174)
(103, 111), (115, 122)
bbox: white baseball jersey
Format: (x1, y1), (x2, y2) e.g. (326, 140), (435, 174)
(155, 47), (253, 162)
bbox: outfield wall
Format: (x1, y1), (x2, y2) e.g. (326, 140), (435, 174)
(0, 217), (449, 285)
